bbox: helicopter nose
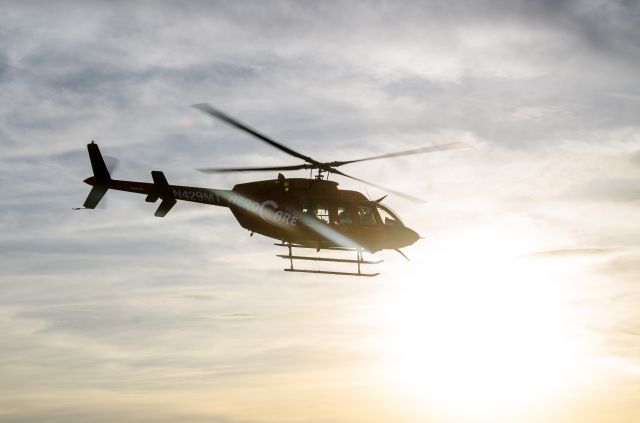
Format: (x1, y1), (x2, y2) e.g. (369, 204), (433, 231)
(404, 227), (420, 246)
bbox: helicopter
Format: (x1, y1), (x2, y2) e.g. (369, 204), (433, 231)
(81, 103), (469, 276)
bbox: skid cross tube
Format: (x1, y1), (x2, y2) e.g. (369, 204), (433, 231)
(276, 242), (381, 277)
(276, 255), (383, 264)
(273, 243), (366, 252)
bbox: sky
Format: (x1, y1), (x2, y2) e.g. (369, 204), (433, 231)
(1, 0), (639, 422)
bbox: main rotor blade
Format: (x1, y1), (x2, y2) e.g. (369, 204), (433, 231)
(330, 168), (426, 203)
(192, 103), (319, 166)
(198, 164), (312, 174)
(329, 142), (471, 167)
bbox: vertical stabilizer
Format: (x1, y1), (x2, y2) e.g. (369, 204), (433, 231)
(83, 141), (111, 209)
(87, 141), (111, 183)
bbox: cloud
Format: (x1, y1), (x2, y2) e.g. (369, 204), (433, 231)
(521, 247), (625, 258)
(1, 1), (640, 422)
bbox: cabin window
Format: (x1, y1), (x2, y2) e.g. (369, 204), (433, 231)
(336, 205), (353, 225)
(356, 205), (377, 226)
(377, 206), (398, 226)
(315, 207), (330, 223)
(377, 204), (404, 226)
(303, 203), (330, 224)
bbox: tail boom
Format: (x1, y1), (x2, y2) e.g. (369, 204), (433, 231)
(82, 142), (230, 216)
(83, 178), (231, 214)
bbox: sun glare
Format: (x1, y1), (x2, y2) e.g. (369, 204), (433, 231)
(376, 225), (594, 421)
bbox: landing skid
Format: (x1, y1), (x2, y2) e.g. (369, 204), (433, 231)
(275, 242), (381, 277)
(284, 269), (379, 277)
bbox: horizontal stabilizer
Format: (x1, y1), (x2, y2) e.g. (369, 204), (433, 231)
(149, 170), (176, 217)
(83, 185), (108, 209)
(155, 198), (176, 217)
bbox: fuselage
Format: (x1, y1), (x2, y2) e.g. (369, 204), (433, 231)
(84, 176), (420, 252)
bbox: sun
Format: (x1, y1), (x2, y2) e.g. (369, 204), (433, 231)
(375, 225), (593, 421)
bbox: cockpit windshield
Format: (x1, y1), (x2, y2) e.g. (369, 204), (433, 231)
(377, 203), (404, 226)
